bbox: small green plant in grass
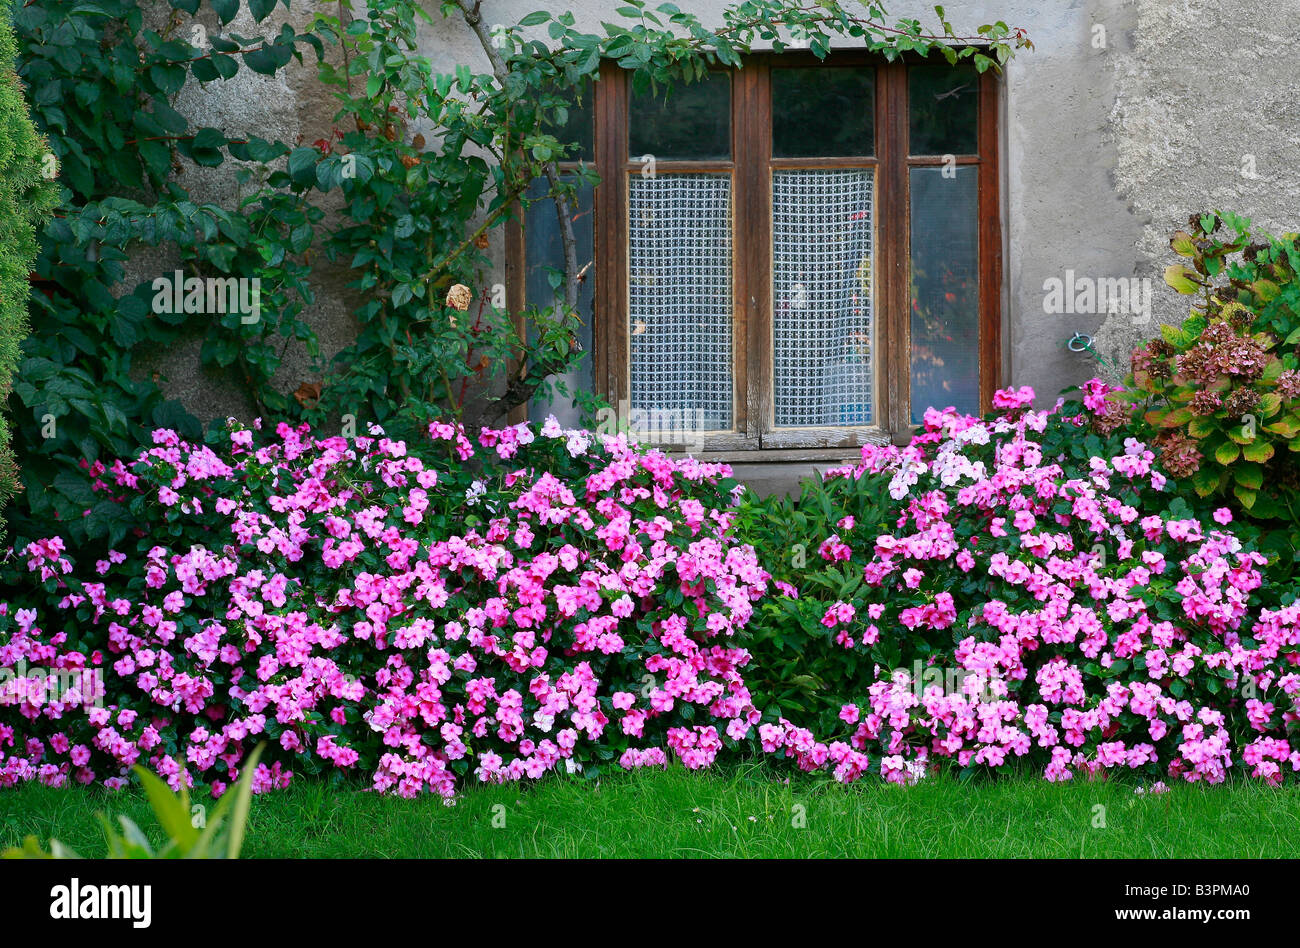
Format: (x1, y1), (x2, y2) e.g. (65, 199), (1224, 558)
(2, 744), (263, 860)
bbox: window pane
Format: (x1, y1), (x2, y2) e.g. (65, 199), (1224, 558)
(908, 63), (977, 155)
(910, 166), (979, 423)
(629, 73), (731, 161)
(523, 176), (595, 427)
(629, 173), (733, 431)
(772, 169), (874, 427)
(545, 87), (594, 163)
(772, 67), (875, 158)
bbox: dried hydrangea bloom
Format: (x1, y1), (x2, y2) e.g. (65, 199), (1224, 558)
(1177, 327), (1268, 385)
(1091, 397), (1129, 435)
(1156, 430), (1203, 478)
(1223, 386), (1261, 418)
(1276, 369), (1300, 400)
(1131, 339), (1174, 380)
(1189, 389), (1223, 416)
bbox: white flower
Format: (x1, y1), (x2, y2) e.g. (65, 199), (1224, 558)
(565, 431), (590, 458)
(465, 479), (486, 506)
(540, 415), (564, 438)
(887, 458), (926, 500)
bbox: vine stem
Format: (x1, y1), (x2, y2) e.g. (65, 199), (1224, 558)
(455, 0), (581, 318)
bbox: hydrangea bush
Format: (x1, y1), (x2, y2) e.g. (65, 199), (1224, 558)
(1123, 212), (1300, 577)
(0, 417), (769, 797)
(741, 381), (1300, 786)
(1137, 213), (1300, 507)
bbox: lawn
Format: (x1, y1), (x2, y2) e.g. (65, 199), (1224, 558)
(3, 764), (1299, 859)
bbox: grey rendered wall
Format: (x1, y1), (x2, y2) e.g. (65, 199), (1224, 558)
(137, 0), (1300, 485)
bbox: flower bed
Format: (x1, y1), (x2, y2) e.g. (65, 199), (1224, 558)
(742, 381), (1300, 785)
(3, 381), (1300, 795)
(1, 418), (768, 796)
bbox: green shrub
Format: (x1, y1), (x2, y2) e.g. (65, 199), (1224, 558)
(0, 0), (56, 534)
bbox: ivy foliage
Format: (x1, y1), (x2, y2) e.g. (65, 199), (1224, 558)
(10, 0), (323, 547)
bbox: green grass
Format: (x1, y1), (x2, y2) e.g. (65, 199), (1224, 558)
(3, 764), (1299, 858)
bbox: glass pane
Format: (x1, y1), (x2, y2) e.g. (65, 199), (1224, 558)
(629, 73), (731, 161)
(772, 169), (874, 427)
(910, 166), (979, 423)
(772, 67), (875, 158)
(546, 92), (594, 163)
(628, 173), (733, 431)
(908, 63), (977, 155)
(524, 176), (595, 427)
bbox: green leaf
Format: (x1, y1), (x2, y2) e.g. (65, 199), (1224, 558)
(210, 0), (239, 24)
(222, 744), (263, 858)
(287, 146), (320, 185)
(1163, 264), (1200, 295)
(1214, 441), (1240, 465)
(1169, 230), (1197, 257)
(1264, 417), (1300, 438)
(1233, 461), (1263, 489)
(1253, 278), (1281, 302)
(1242, 440), (1275, 464)
(1192, 466), (1223, 496)
(187, 127), (227, 167)
(243, 43), (292, 76)
(134, 763), (200, 850)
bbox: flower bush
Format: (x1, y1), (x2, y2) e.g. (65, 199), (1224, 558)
(740, 381), (1300, 786)
(0, 417), (769, 797)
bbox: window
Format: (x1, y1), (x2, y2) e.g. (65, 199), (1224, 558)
(510, 52), (1002, 453)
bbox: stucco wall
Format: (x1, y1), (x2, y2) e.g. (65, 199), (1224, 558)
(135, 0), (1300, 487)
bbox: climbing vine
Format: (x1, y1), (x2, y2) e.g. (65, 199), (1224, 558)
(7, 0), (1029, 547)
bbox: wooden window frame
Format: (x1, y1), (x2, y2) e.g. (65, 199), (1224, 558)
(509, 51), (1002, 455)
